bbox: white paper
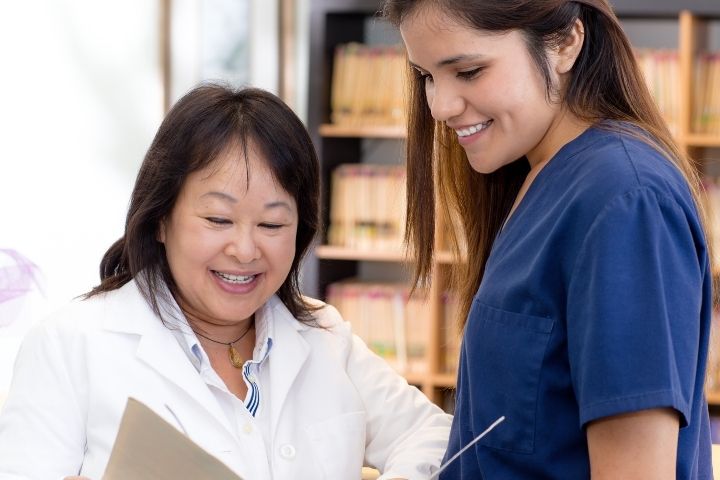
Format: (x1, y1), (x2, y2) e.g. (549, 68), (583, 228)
(103, 397), (243, 480)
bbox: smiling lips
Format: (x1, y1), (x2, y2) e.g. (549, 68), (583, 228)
(213, 270), (256, 285)
(455, 119), (493, 138)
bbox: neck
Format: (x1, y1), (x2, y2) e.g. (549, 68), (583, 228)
(527, 109), (590, 168)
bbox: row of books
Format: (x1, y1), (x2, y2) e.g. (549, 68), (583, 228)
(325, 277), (720, 398)
(635, 49), (680, 136)
(330, 43), (407, 126)
(325, 281), (462, 375)
(701, 176), (720, 272)
(707, 309), (720, 395)
(327, 164), (407, 250)
(328, 44), (720, 136)
(694, 53), (720, 135)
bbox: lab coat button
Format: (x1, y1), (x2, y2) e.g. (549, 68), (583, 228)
(243, 423), (253, 434)
(279, 443), (296, 460)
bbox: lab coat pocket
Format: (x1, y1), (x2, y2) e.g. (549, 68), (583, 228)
(464, 300), (554, 454)
(305, 411), (366, 479)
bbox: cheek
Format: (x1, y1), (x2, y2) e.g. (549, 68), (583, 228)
(424, 83), (435, 111)
(166, 224), (218, 266)
(273, 229), (297, 269)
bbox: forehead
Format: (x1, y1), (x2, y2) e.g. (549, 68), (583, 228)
(185, 144), (289, 199)
(400, 5), (521, 65)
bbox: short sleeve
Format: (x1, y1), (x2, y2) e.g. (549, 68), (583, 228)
(567, 187), (706, 428)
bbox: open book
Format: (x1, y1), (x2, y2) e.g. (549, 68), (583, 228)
(103, 398), (243, 480)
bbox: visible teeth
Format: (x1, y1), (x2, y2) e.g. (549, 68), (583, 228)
(214, 271), (255, 284)
(456, 120), (492, 137)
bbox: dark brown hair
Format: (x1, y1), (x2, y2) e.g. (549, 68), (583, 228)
(384, 0), (708, 327)
(87, 84), (321, 324)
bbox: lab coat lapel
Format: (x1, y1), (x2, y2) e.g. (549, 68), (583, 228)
(102, 281), (231, 437)
(266, 299), (310, 432)
(134, 325), (230, 431)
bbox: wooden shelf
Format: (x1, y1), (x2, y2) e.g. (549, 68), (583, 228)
(403, 371), (429, 386)
(310, 4), (720, 414)
(402, 372), (457, 388)
(315, 246), (462, 264)
(432, 373), (458, 388)
(315, 245), (409, 262)
(684, 134), (720, 148)
(319, 123), (406, 139)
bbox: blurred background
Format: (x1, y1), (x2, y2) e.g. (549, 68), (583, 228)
(1, 3), (720, 457)
(0, 0), (310, 397)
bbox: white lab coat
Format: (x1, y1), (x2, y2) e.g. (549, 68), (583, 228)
(0, 280), (451, 480)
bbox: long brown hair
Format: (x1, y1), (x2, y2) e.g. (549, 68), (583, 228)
(384, 0), (708, 327)
(86, 84), (321, 324)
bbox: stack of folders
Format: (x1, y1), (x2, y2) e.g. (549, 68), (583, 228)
(693, 53), (720, 135)
(635, 48), (680, 136)
(328, 164), (407, 251)
(330, 43), (407, 127)
(700, 176), (720, 273)
(326, 281), (429, 374)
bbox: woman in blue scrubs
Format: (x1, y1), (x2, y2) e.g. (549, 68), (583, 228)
(384, 0), (713, 478)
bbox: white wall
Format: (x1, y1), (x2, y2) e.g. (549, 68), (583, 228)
(0, 0), (284, 404)
(0, 0), (164, 400)
(170, 0), (279, 103)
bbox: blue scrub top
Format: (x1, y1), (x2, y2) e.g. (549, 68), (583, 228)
(441, 124), (713, 479)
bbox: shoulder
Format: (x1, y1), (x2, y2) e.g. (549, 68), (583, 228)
(552, 124), (697, 224)
(268, 295), (351, 336)
(304, 296), (347, 330)
(567, 125), (689, 200)
(29, 280), (149, 342)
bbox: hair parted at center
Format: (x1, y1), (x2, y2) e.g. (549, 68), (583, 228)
(383, 0), (709, 328)
(86, 84), (321, 324)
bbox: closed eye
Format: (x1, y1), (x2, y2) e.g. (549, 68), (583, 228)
(457, 67), (483, 80)
(259, 223), (284, 230)
(206, 217), (231, 225)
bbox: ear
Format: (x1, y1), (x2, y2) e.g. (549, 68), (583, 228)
(556, 18), (585, 74)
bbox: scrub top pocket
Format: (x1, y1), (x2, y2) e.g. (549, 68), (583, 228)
(463, 300), (554, 454)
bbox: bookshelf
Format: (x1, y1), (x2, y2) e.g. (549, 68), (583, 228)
(306, 0), (720, 409)
(318, 123), (405, 139)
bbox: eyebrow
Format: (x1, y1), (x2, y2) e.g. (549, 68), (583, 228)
(201, 191), (237, 203)
(409, 54), (487, 71)
(201, 191), (294, 212)
(264, 200), (294, 213)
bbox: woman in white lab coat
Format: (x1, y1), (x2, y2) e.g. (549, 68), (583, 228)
(0, 85), (452, 480)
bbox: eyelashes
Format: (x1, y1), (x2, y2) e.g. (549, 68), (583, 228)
(206, 217), (231, 225)
(457, 67), (483, 80)
(412, 66), (485, 83)
(206, 217), (286, 230)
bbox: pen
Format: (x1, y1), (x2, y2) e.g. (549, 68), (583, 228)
(428, 416), (505, 480)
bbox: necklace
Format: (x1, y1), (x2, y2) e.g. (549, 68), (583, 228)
(192, 320), (254, 369)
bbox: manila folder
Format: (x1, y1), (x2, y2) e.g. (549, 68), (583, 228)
(103, 397), (243, 480)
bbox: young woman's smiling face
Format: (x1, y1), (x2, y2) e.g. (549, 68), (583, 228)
(159, 143), (297, 328)
(400, 5), (571, 172)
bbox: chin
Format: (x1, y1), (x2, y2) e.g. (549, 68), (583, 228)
(468, 160), (499, 175)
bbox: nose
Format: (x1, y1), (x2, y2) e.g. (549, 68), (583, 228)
(224, 228), (261, 264)
(427, 81), (464, 123)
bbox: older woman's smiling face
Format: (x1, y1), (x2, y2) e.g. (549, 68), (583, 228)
(159, 143), (297, 329)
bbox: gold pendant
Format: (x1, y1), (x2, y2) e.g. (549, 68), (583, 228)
(228, 345), (244, 368)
